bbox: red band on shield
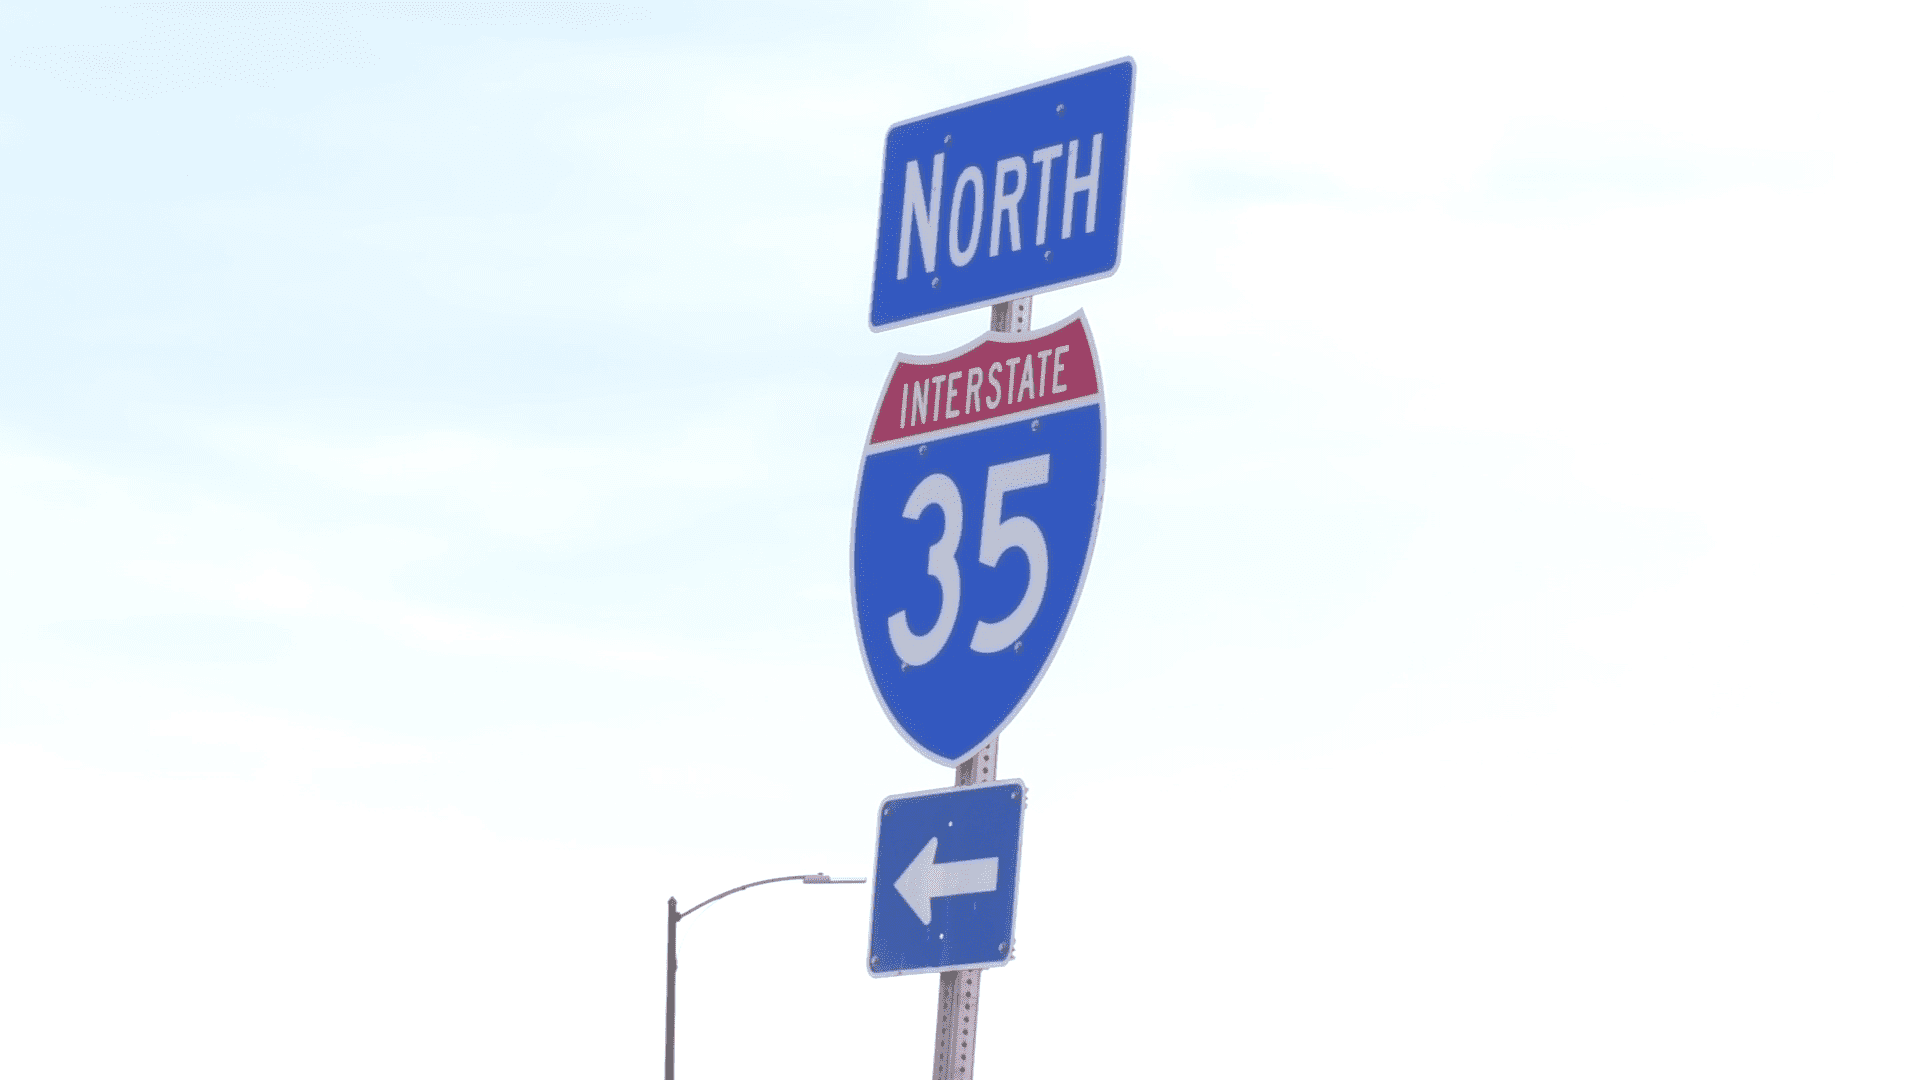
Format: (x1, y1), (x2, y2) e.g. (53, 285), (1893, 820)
(869, 317), (1099, 447)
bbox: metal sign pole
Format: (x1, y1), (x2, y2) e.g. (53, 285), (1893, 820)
(988, 296), (1031, 336)
(929, 294), (1029, 1080)
(665, 896), (678, 1080)
(930, 735), (997, 1080)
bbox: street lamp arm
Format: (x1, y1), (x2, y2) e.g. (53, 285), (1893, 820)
(664, 870), (865, 1080)
(677, 875), (811, 920)
(677, 872), (867, 921)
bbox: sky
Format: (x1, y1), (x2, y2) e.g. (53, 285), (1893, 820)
(2, 1), (1916, 1077)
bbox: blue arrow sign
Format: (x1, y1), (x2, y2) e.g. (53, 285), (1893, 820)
(850, 311), (1105, 767)
(869, 59), (1135, 330)
(869, 780), (1027, 977)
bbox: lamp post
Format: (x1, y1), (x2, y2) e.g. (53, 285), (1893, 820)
(665, 872), (866, 1080)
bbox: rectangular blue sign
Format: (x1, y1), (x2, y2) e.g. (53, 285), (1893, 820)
(869, 59), (1135, 331)
(868, 780), (1027, 977)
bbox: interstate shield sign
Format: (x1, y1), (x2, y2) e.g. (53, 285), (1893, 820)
(850, 311), (1105, 766)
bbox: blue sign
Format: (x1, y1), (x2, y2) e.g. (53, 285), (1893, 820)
(850, 312), (1105, 767)
(869, 59), (1135, 331)
(869, 780), (1027, 977)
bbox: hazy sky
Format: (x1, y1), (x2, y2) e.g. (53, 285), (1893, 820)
(2, 2), (1915, 1077)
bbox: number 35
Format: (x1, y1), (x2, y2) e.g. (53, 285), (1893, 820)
(887, 454), (1050, 666)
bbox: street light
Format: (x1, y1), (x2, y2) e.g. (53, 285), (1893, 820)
(665, 872), (867, 1080)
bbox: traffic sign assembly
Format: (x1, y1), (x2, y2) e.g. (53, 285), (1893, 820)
(850, 311), (1105, 767)
(854, 59), (1133, 1080)
(869, 780), (1027, 977)
(869, 58), (1135, 330)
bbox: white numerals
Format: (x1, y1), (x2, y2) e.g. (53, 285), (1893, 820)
(889, 453), (1052, 667)
(970, 455), (1050, 654)
(887, 473), (963, 666)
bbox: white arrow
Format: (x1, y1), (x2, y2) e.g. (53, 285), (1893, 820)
(893, 837), (1000, 926)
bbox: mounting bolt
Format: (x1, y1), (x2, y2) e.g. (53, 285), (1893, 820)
(999, 942), (1008, 953)
(919, 444), (927, 456)
(931, 277), (940, 288)
(1014, 640), (1023, 653)
(1044, 249), (1052, 261)
(1055, 104), (1064, 114)
(1030, 419), (1041, 431)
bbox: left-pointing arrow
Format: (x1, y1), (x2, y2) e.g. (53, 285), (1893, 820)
(893, 837), (1000, 926)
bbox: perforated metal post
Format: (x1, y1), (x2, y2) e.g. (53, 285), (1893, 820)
(931, 964), (984, 1080)
(931, 736), (996, 1080)
(989, 297), (1031, 334)
(931, 294), (1029, 1080)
